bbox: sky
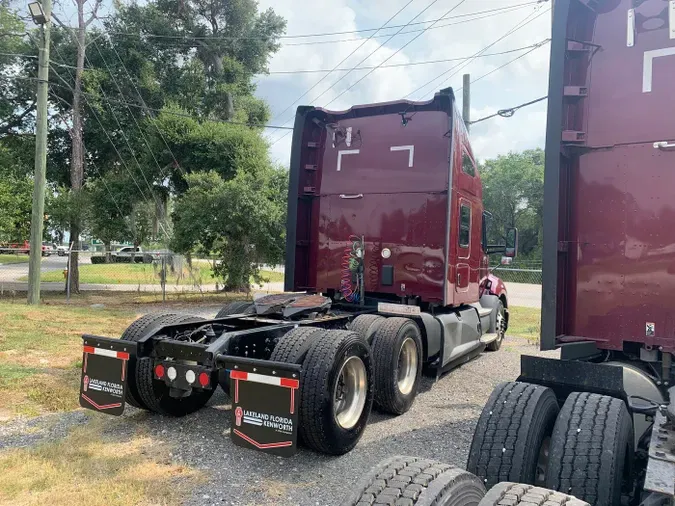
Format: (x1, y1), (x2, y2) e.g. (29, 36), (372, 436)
(254, 0), (552, 165)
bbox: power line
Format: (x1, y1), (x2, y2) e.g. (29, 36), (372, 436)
(405, 4), (550, 101)
(93, 2), (538, 42)
(266, 0), (419, 128)
(6, 73), (294, 129)
(432, 7), (552, 94)
(43, 38), (169, 236)
(324, 0), (469, 109)
(469, 95), (548, 125)
(268, 0), (446, 146)
(467, 39), (550, 86)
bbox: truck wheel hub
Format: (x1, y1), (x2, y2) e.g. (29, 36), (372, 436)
(333, 356), (367, 430)
(397, 337), (418, 396)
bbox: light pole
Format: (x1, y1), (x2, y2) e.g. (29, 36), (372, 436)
(27, 0), (52, 305)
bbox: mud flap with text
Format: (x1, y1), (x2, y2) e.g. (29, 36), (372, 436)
(79, 335), (136, 416)
(220, 357), (301, 457)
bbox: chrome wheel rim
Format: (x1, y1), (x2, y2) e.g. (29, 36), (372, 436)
(496, 309), (506, 341)
(397, 337), (418, 396)
(333, 356), (367, 429)
(535, 436), (551, 486)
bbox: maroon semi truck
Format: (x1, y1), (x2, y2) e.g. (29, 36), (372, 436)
(347, 0), (675, 504)
(76, 90), (516, 457)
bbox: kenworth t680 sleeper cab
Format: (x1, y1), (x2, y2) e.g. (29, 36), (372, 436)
(78, 89), (516, 457)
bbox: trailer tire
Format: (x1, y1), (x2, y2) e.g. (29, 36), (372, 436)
(486, 302), (506, 352)
(215, 301), (254, 319)
(370, 318), (423, 415)
(342, 455), (486, 506)
(121, 312), (178, 409)
(467, 381), (559, 490)
(348, 314), (385, 343)
(135, 314), (216, 417)
(299, 330), (373, 455)
(479, 482), (589, 506)
(270, 327), (325, 364)
(545, 392), (633, 506)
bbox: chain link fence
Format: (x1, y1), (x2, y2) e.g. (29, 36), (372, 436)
(0, 246), (285, 301)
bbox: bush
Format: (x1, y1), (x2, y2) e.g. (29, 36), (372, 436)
(90, 256), (106, 264)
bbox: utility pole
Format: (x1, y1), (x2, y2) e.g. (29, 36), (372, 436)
(462, 73), (471, 133)
(27, 0), (52, 305)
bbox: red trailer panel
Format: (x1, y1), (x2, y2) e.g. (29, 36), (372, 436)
(543, 0), (675, 353)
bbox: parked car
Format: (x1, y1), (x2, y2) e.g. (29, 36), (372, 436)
(41, 242), (54, 257)
(110, 247), (158, 263)
(55, 245), (68, 256)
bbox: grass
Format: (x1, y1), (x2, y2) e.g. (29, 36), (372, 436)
(0, 419), (200, 506)
(0, 254), (29, 265)
(24, 263), (283, 287)
(31, 262), (215, 286)
(0, 302), (136, 418)
(507, 306), (541, 344)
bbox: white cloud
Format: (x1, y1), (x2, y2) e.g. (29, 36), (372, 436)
(256, 0), (552, 164)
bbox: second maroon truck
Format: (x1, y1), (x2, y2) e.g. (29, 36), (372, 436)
(77, 89), (516, 456)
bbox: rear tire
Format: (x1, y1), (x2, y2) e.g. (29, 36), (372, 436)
(121, 312), (178, 409)
(299, 330), (373, 455)
(486, 302), (505, 352)
(270, 327), (325, 364)
(479, 483), (589, 506)
(545, 392), (633, 506)
(348, 314), (385, 343)
(215, 300), (254, 318)
(343, 455), (486, 506)
(467, 382), (559, 490)
(371, 318), (423, 415)
(134, 314), (216, 417)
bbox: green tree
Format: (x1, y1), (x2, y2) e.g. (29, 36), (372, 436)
(171, 167), (287, 291)
(480, 149), (544, 260)
(0, 174), (34, 242)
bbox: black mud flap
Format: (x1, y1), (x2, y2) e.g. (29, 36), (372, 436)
(79, 335), (136, 416)
(217, 356), (301, 457)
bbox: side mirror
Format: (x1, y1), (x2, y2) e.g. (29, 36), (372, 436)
(504, 227), (518, 258)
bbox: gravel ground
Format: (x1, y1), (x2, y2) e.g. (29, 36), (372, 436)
(0, 329), (557, 506)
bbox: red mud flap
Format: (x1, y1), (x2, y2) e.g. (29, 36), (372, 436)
(79, 335), (136, 416)
(217, 356), (301, 457)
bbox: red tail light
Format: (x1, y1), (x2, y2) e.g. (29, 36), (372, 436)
(155, 364), (165, 379)
(198, 372), (210, 387)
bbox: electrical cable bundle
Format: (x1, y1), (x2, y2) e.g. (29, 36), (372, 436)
(340, 236), (363, 303)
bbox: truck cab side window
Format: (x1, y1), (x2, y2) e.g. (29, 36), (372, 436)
(459, 204), (471, 248)
(462, 151), (476, 177)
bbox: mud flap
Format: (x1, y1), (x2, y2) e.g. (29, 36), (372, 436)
(217, 356), (301, 457)
(79, 335), (136, 416)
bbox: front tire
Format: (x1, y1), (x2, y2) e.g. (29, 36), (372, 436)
(486, 302), (506, 351)
(299, 330), (373, 455)
(545, 392), (633, 506)
(467, 382), (559, 489)
(371, 318), (423, 415)
(343, 456), (486, 506)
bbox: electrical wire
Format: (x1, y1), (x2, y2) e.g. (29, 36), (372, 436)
(405, 4), (550, 102)
(268, 0), (448, 147)
(468, 95), (548, 125)
(324, 0), (469, 109)
(266, 0), (419, 129)
(88, 2), (539, 42)
(265, 43), (546, 74)
(2, 73), (294, 129)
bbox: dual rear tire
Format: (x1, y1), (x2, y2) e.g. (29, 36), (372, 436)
(468, 383), (633, 506)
